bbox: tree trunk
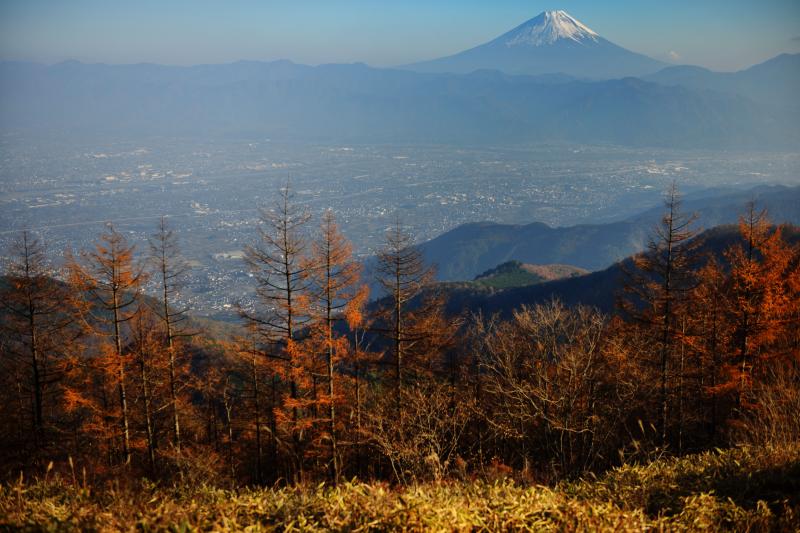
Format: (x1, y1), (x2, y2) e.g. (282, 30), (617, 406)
(112, 287), (131, 465)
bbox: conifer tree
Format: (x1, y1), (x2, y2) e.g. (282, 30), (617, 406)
(723, 204), (795, 411)
(130, 305), (161, 472)
(621, 183), (700, 447)
(689, 257), (730, 442)
(149, 216), (190, 453)
(308, 209), (368, 482)
(68, 224), (144, 465)
(0, 232), (77, 452)
(374, 219), (436, 395)
(242, 182), (312, 478)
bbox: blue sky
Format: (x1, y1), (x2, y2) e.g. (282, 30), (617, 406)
(1, 0), (798, 71)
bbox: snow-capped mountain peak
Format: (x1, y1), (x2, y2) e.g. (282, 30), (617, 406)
(405, 10), (666, 78)
(503, 10), (600, 47)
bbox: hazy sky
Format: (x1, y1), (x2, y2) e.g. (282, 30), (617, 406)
(1, 0), (798, 71)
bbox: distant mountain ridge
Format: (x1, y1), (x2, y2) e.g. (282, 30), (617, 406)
(645, 53), (800, 111)
(1, 10), (797, 147)
(404, 10), (667, 79)
(418, 185), (800, 282)
(1, 56), (796, 149)
(433, 224), (800, 317)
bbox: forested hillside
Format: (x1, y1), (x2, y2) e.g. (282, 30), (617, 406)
(1, 185), (799, 529)
(434, 223), (800, 315)
(420, 184), (800, 280)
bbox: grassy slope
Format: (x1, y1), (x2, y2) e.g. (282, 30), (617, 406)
(473, 260), (587, 289)
(2, 445), (798, 531)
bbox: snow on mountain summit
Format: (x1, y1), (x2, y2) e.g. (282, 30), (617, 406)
(404, 9), (666, 78)
(502, 10), (600, 47)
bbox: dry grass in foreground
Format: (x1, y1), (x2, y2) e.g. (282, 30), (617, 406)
(2, 444), (799, 532)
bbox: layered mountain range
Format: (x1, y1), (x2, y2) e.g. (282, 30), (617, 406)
(418, 184), (800, 282)
(431, 223), (800, 318)
(389, 183), (800, 318)
(1, 11), (797, 148)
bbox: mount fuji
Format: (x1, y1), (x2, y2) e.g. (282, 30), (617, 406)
(404, 10), (667, 79)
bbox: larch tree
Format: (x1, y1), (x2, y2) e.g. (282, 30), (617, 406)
(68, 224), (145, 465)
(232, 324), (268, 483)
(722, 204), (796, 412)
(689, 257), (730, 442)
(621, 183), (700, 448)
(129, 305), (162, 472)
(308, 209), (368, 483)
(242, 182), (313, 479)
(373, 219), (436, 397)
(782, 237), (800, 368)
(368, 218), (459, 481)
(0, 231), (77, 452)
(149, 216), (190, 453)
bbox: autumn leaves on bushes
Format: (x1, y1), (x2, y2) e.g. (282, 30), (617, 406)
(1, 183), (798, 486)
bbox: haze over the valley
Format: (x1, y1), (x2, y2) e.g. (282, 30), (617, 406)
(1, 4), (798, 319)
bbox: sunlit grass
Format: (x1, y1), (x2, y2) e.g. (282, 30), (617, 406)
(2, 445), (798, 531)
